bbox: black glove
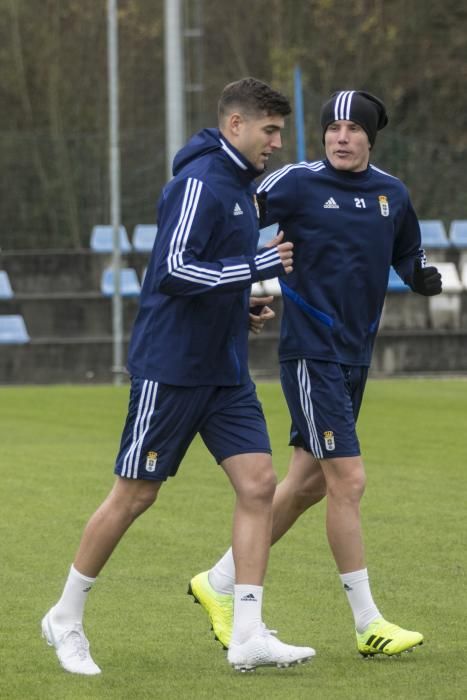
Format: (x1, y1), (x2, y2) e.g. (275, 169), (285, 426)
(411, 258), (442, 296)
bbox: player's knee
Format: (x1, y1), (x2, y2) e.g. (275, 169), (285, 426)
(130, 485), (160, 517)
(327, 469), (366, 504)
(113, 479), (162, 521)
(349, 469), (366, 500)
(320, 454), (367, 504)
(253, 469), (277, 503)
(243, 459), (277, 503)
(262, 467), (278, 500)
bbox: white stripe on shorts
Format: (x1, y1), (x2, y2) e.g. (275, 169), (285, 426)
(121, 380), (158, 479)
(297, 359), (324, 459)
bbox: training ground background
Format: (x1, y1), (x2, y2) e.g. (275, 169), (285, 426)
(1, 379), (466, 700)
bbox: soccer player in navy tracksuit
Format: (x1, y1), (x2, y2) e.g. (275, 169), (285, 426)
(194, 90), (442, 657)
(41, 78), (316, 675)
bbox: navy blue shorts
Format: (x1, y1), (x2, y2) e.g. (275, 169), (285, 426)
(114, 377), (271, 481)
(280, 359), (368, 459)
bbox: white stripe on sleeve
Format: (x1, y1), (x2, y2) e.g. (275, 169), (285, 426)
(258, 161), (325, 193)
(166, 177), (252, 288)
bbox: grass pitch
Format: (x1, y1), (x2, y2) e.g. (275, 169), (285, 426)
(1, 379), (466, 699)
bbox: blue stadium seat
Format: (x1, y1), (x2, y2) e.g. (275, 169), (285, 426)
(258, 223), (279, 249)
(90, 225), (131, 253)
(0, 315), (30, 343)
(387, 266), (409, 292)
(132, 225), (158, 252)
(419, 220), (449, 248)
(101, 267), (141, 296)
(448, 220), (467, 248)
(0, 271), (14, 299)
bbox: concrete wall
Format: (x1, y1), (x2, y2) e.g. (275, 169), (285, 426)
(1, 250), (466, 384)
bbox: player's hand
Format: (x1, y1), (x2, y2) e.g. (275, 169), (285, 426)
(265, 230), (293, 274)
(412, 258), (442, 296)
(249, 295), (275, 334)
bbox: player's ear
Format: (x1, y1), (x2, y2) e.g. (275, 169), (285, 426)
(228, 112), (243, 135)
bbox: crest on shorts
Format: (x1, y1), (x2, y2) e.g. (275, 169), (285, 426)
(145, 451), (158, 472)
(378, 195), (389, 217)
(323, 430), (335, 451)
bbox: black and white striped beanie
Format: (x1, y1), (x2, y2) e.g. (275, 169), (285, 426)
(320, 90), (388, 146)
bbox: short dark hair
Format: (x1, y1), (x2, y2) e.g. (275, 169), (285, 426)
(218, 77), (291, 123)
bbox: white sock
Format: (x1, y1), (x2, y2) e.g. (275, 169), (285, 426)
(208, 547), (236, 595)
(231, 584), (263, 644)
(52, 564), (96, 626)
(340, 568), (381, 633)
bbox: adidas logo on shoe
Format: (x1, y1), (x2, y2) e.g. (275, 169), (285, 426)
(240, 593), (257, 602)
(233, 202), (244, 215)
(323, 197), (339, 208)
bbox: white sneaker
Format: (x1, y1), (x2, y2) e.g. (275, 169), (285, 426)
(41, 609), (101, 675)
(227, 627), (316, 672)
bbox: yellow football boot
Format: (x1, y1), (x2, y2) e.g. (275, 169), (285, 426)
(357, 618), (423, 657)
(188, 571), (233, 649)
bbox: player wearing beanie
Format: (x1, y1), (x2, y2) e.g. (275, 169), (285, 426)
(320, 89), (388, 147)
(191, 89), (441, 658)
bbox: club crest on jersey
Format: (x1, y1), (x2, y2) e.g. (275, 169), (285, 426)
(145, 451), (158, 472)
(323, 430), (335, 451)
(253, 194), (260, 219)
(378, 195), (389, 217)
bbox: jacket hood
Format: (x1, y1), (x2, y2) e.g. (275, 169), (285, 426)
(172, 128), (221, 176)
(172, 128), (262, 180)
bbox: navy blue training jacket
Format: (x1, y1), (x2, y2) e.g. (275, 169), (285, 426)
(258, 158), (423, 366)
(127, 128), (284, 386)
